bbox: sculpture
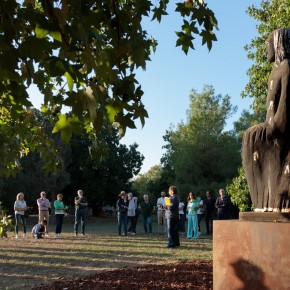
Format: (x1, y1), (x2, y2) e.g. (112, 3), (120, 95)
(242, 28), (290, 212)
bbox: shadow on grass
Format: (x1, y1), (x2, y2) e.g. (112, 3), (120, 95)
(0, 218), (213, 289)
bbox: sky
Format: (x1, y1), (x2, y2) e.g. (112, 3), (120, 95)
(119, 0), (262, 174)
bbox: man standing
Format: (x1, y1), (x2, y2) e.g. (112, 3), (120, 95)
(37, 191), (51, 236)
(156, 191), (166, 233)
(215, 189), (231, 220)
(116, 191), (129, 236)
(74, 189), (88, 237)
(140, 194), (154, 235)
(204, 191), (216, 234)
(165, 186), (180, 248)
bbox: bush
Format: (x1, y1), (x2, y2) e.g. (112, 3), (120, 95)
(0, 202), (15, 238)
(227, 167), (252, 212)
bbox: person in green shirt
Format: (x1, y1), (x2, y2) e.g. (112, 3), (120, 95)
(74, 190), (88, 237)
(54, 193), (66, 238)
(140, 194), (154, 235)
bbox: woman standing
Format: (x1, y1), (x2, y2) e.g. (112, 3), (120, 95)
(14, 192), (28, 238)
(186, 192), (199, 240)
(54, 194), (66, 238)
(127, 192), (137, 235)
(165, 185), (180, 248)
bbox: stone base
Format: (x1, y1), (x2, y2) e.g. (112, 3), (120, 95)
(239, 211), (290, 222)
(213, 220), (290, 290)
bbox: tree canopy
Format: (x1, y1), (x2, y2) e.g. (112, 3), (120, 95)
(0, 0), (218, 176)
(161, 85), (240, 195)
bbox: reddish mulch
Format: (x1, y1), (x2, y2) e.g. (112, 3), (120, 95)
(31, 261), (212, 290)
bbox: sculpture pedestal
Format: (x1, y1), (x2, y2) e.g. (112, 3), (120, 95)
(213, 218), (290, 290)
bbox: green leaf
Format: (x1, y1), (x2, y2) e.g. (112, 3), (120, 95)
(35, 25), (49, 39)
(49, 31), (62, 42)
(105, 104), (121, 123)
(64, 72), (74, 92)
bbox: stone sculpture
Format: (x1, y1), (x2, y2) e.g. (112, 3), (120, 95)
(242, 28), (290, 212)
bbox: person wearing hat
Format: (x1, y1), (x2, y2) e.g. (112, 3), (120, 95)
(116, 191), (129, 236)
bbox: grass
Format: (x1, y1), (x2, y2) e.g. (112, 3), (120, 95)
(0, 215), (213, 289)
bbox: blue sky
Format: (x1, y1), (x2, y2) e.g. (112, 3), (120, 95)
(120, 0), (262, 174)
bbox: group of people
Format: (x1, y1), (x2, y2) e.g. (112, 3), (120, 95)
(156, 188), (232, 242)
(13, 186), (231, 246)
(116, 186), (181, 248)
(14, 189), (88, 239)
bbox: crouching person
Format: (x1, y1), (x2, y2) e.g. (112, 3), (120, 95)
(31, 220), (47, 239)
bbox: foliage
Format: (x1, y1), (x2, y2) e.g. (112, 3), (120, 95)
(226, 167), (252, 212)
(162, 85), (240, 196)
(0, 118), (143, 212)
(233, 109), (265, 144)
(0, 203), (15, 238)
(243, 0), (290, 112)
(133, 164), (171, 201)
(0, 0), (218, 176)
(63, 127), (144, 208)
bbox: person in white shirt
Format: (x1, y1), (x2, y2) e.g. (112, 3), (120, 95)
(178, 198), (185, 236)
(156, 191), (166, 233)
(14, 192), (28, 238)
(127, 192), (137, 234)
(197, 197), (204, 234)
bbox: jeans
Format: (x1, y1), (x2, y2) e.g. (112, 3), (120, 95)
(143, 215), (152, 234)
(205, 212), (214, 233)
(15, 214), (26, 234)
(166, 217), (180, 247)
(74, 208), (87, 235)
(55, 214), (64, 234)
(127, 216), (136, 233)
(178, 214), (186, 233)
(197, 213), (203, 232)
(118, 213), (128, 235)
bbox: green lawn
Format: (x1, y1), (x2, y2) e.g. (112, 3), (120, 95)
(0, 215), (213, 289)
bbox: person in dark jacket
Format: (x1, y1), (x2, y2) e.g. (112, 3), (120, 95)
(116, 191), (129, 236)
(140, 194), (154, 235)
(215, 189), (231, 220)
(204, 191), (216, 234)
(165, 185), (180, 248)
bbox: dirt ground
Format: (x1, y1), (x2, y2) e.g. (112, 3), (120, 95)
(31, 261), (213, 290)
(0, 216), (213, 290)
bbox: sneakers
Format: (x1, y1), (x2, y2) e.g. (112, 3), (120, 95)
(15, 234), (18, 239)
(44, 233), (49, 237)
(22, 234), (26, 238)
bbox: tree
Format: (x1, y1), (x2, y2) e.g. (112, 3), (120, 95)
(63, 127), (144, 210)
(0, 0), (218, 175)
(162, 85), (240, 195)
(133, 164), (169, 201)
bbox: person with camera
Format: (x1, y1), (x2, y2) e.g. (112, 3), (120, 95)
(74, 190), (88, 237)
(116, 191), (129, 236)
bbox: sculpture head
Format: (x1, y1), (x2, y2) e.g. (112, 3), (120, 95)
(266, 29), (290, 65)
